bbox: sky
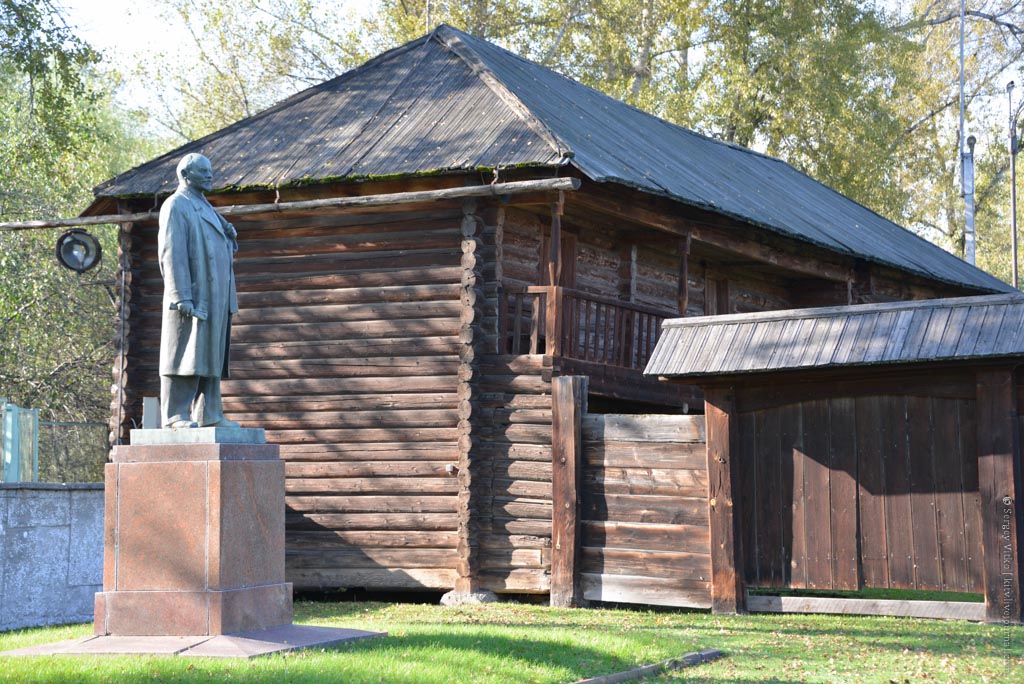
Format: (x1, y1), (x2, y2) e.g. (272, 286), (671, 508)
(58, 0), (378, 125)
(57, 0), (1007, 144)
(59, 0), (197, 119)
(60, 0), (183, 64)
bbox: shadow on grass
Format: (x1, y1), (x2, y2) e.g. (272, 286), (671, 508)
(0, 626), (679, 684)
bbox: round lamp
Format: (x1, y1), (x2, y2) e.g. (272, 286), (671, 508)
(55, 229), (102, 273)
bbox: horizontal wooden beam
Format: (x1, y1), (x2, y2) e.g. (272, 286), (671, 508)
(0, 178), (581, 232)
(747, 595), (986, 621)
(570, 189), (854, 284)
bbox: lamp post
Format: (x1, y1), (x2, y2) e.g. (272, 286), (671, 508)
(1009, 81), (1024, 289)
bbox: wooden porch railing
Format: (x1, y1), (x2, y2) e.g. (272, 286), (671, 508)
(499, 286), (672, 370)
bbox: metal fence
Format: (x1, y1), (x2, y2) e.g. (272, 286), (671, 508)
(2, 401), (106, 483)
(36, 420), (107, 483)
(2, 402), (38, 482)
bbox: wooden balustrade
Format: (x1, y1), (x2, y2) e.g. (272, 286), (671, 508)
(499, 286), (671, 370)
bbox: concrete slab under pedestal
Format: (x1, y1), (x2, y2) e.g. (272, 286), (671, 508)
(130, 427), (266, 445)
(0, 624), (386, 659)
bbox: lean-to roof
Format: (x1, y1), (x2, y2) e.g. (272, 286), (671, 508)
(645, 294), (1024, 378)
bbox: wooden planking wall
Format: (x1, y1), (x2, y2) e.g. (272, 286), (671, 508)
(475, 355), (554, 593)
(738, 395), (984, 594)
(115, 205), (468, 591)
(500, 208), (802, 318)
(579, 414), (712, 607)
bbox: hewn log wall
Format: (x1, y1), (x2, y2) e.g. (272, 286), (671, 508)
(474, 355), (555, 593)
(110, 216), (139, 446)
(116, 204), (468, 591)
(454, 198), (493, 593)
(499, 208), (801, 320)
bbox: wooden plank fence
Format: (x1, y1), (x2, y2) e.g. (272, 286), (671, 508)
(736, 394), (985, 596)
(548, 379), (998, 621)
(550, 401), (712, 608)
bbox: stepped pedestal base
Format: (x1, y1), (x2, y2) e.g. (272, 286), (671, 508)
(95, 428), (292, 637)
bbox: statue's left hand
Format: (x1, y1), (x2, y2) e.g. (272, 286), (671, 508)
(224, 222), (237, 240)
(176, 300), (195, 317)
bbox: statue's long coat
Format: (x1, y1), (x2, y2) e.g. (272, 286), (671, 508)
(157, 187), (238, 378)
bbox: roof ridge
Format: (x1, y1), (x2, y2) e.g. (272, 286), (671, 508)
(431, 24), (573, 164)
(431, 27), (802, 170)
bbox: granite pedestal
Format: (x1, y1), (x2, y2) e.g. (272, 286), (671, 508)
(94, 427), (293, 637)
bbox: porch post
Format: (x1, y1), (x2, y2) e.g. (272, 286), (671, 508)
(677, 233), (691, 315)
(545, 286), (564, 358)
(551, 375), (587, 607)
(976, 369), (1023, 624)
(547, 191), (564, 287)
(704, 386), (747, 614)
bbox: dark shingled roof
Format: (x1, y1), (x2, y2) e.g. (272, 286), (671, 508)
(92, 25), (1013, 294)
(644, 294), (1024, 378)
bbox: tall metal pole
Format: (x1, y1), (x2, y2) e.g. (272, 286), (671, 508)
(1013, 144), (1019, 289)
(960, 0), (977, 265)
(960, 0), (966, 151)
(1010, 81), (1022, 289)
(965, 136), (977, 264)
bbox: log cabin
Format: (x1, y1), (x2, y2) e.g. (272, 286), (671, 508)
(83, 25), (1014, 606)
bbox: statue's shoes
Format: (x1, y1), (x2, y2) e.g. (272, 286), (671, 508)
(203, 418), (241, 428)
(167, 419), (199, 429)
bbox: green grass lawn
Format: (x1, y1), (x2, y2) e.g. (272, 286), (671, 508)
(0, 600), (1020, 683)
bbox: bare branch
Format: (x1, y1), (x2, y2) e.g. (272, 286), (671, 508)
(904, 49), (1024, 134)
(896, 6), (1024, 41)
(542, 2), (584, 65)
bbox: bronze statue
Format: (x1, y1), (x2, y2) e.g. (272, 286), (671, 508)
(158, 153), (240, 429)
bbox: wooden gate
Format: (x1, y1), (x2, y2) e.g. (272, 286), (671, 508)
(736, 393), (984, 595)
(549, 377), (711, 607)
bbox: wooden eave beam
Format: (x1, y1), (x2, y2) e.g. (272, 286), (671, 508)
(569, 189), (856, 284)
(0, 177), (581, 232)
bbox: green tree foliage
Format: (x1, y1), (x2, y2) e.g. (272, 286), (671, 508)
(135, 0), (1024, 283)
(0, 0), (97, 139)
(688, 1), (923, 224)
(890, 0), (1023, 278)
(0, 2), (157, 424)
(375, 0), (535, 48)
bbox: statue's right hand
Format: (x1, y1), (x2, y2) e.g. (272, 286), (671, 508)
(176, 300), (195, 317)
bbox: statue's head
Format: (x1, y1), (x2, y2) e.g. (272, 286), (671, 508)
(177, 153), (214, 194)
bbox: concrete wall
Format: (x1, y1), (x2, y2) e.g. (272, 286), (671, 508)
(0, 483), (103, 631)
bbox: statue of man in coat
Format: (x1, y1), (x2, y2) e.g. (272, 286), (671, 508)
(158, 153), (240, 429)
